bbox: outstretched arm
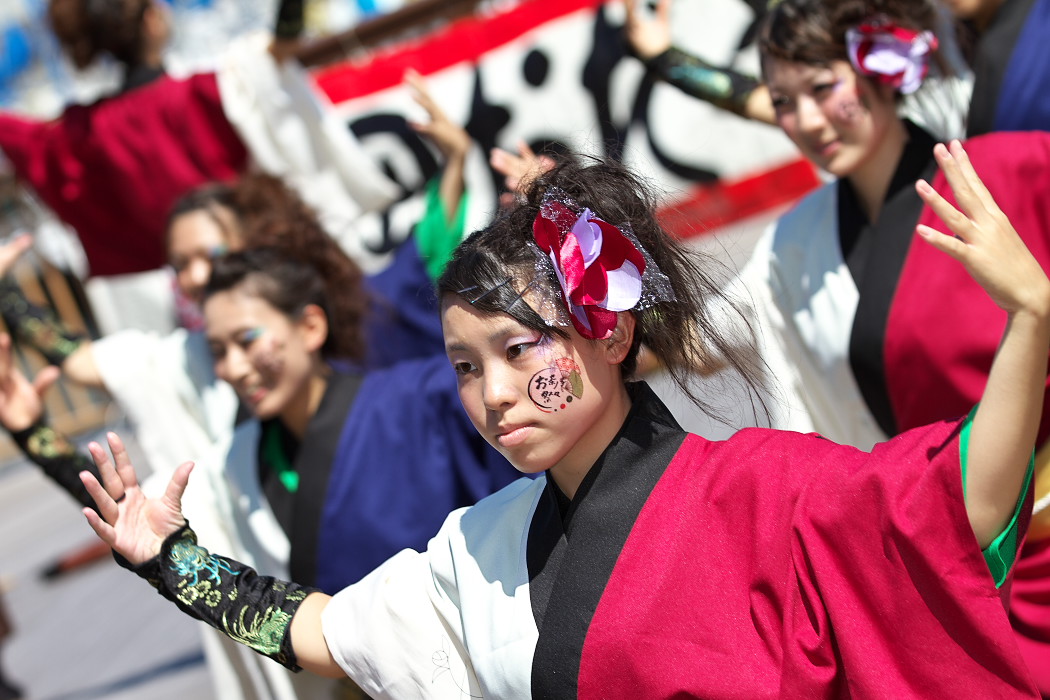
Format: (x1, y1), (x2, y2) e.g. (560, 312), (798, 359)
(0, 332), (102, 509)
(405, 69), (472, 227)
(622, 0), (774, 123)
(80, 433), (344, 678)
(915, 140), (1050, 548)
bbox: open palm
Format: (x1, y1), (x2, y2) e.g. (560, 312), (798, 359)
(81, 433), (193, 566)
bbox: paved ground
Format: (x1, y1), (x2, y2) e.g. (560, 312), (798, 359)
(0, 424), (215, 700)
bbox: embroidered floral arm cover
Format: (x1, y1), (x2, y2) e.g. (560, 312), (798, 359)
(0, 279), (85, 366)
(125, 523), (318, 671)
(9, 422), (100, 513)
(645, 47), (760, 117)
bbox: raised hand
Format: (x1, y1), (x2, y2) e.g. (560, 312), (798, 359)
(0, 333), (58, 432)
(623, 0), (672, 60)
(80, 433), (193, 566)
(916, 139), (1050, 547)
(490, 141), (556, 207)
(915, 140), (1050, 318)
(405, 69), (471, 163)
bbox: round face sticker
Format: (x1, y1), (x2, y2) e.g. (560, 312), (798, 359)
(528, 357), (585, 413)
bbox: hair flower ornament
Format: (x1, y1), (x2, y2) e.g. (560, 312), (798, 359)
(533, 195), (653, 340)
(845, 17), (938, 95)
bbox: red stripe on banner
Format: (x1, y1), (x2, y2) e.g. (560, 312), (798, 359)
(314, 0), (605, 104)
(657, 158), (822, 240)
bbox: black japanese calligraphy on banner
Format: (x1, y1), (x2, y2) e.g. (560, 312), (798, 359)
(317, 0), (801, 260)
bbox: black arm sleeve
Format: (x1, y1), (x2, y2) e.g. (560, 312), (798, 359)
(646, 46), (761, 117)
(9, 422), (101, 514)
(0, 279), (85, 366)
(274, 0), (305, 40)
(124, 523), (320, 672)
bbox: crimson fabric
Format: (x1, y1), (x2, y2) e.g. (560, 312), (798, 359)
(885, 131), (1050, 693)
(578, 423), (1037, 698)
(0, 74), (248, 276)
(887, 132), (1050, 441)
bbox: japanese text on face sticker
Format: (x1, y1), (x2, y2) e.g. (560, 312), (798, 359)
(836, 94), (862, 123)
(528, 358), (584, 413)
(252, 338), (285, 377)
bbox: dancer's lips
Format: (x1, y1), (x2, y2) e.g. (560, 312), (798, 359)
(496, 424), (534, 448)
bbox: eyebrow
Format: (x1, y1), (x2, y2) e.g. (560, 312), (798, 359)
(445, 322), (528, 354)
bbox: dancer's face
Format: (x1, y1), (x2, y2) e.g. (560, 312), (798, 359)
(442, 295), (633, 484)
(765, 58), (898, 179)
(167, 207), (243, 304)
(205, 287), (325, 421)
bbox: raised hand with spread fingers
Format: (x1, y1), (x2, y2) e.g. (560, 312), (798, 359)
(915, 139), (1050, 546)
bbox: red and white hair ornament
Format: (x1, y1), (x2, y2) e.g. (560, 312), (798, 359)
(532, 190), (672, 340)
(846, 16), (938, 95)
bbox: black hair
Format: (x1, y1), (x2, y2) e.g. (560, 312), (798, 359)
(759, 0), (939, 73)
(49, 0), (151, 69)
(437, 157), (771, 426)
(203, 247), (364, 362)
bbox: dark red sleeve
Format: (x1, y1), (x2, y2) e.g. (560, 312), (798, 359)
(0, 74), (248, 276)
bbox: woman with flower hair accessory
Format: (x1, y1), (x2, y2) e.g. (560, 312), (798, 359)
(72, 150), (1047, 696)
(675, 0), (1050, 692)
(624, 0), (973, 141)
(627, 0), (1050, 138)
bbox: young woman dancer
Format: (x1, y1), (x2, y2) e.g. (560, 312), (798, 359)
(81, 148), (1044, 696)
(626, 0), (1050, 139)
(624, 0), (1050, 689)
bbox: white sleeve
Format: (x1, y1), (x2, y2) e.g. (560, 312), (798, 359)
(727, 223), (817, 434)
(321, 547), (481, 700)
(321, 478), (542, 699)
(91, 328), (238, 490)
(214, 33), (401, 272)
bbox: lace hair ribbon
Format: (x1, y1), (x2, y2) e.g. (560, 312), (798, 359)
(846, 16), (938, 95)
(530, 188), (674, 339)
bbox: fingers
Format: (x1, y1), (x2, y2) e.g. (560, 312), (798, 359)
(933, 141), (998, 221)
(0, 233), (33, 277)
(162, 461), (194, 513)
(80, 469), (121, 525)
(516, 139), (537, 161)
(32, 366), (61, 397)
(82, 506), (117, 547)
(107, 432), (141, 494)
(915, 178), (973, 243)
(87, 437), (129, 504)
(916, 222), (966, 261)
(405, 69), (444, 122)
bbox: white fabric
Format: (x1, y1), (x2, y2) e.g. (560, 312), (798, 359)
(90, 328), (237, 489)
(215, 33), (401, 273)
(899, 72), (974, 143)
(201, 419), (290, 576)
(737, 183), (886, 449)
(322, 477), (543, 699)
(90, 328), (321, 700)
